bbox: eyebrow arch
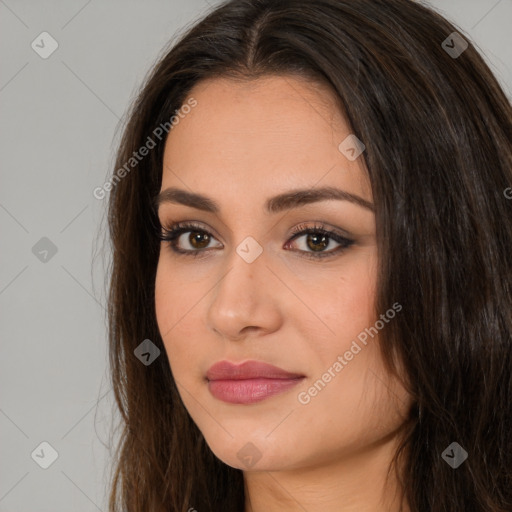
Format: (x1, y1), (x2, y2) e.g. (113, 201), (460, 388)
(152, 186), (374, 214)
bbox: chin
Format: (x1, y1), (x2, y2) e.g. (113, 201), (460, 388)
(201, 429), (305, 472)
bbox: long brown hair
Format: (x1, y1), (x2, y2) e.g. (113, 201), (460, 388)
(102, 0), (512, 510)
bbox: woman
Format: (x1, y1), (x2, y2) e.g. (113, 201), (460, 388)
(104, 0), (512, 510)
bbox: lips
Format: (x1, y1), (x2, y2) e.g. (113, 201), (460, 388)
(206, 360), (304, 381)
(206, 360), (305, 404)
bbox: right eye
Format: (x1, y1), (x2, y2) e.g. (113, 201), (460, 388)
(159, 221), (222, 257)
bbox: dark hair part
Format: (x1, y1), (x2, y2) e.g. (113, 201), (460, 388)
(104, 0), (512, 510)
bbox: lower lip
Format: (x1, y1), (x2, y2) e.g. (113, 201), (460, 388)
(208, 378), (304, 404)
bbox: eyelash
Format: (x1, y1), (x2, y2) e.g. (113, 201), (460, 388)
(157, 221), (354, 260)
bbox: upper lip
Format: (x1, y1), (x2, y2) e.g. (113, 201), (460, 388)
(206, 360), (304, 381)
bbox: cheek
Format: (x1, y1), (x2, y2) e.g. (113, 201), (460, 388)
(339, 248), (377, 326)
(293, 250), (384, 408)
(296, 255), (408, 447)
(303, 249), (377, 355)
(155, 257), (176, 337)
(154, 255), (200, 374)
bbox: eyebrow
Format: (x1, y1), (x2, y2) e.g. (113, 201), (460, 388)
(152, 186), (374, 214)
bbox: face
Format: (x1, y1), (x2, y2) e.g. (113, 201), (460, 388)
(154, 75), (411, 472)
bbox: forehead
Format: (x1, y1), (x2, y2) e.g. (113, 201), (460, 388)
(161, 75), (371, 205)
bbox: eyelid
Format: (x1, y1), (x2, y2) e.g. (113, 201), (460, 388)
(158, 219), (352, 242)
(289, 221), (353, 240)
(159, 220), (222, 242)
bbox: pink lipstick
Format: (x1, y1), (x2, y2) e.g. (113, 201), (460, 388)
(206, 360), (305, 404)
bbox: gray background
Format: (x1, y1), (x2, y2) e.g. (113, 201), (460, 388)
(1, 1), (510, 510)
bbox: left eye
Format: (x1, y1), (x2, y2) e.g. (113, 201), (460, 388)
(286, 229), (353, 257)
(158, 222), (354, 260)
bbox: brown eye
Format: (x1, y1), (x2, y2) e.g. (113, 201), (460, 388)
(159, 221), (354, 260)
(286, 225), (354, 259)
(187, 231), (211, 250)
(305, 232), (329, 252)
(158, 222), (222, 256)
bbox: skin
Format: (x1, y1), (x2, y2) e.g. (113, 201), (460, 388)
(154, 75), (412, 512)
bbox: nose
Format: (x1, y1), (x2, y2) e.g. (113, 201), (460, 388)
(206, 246), (282, 342)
